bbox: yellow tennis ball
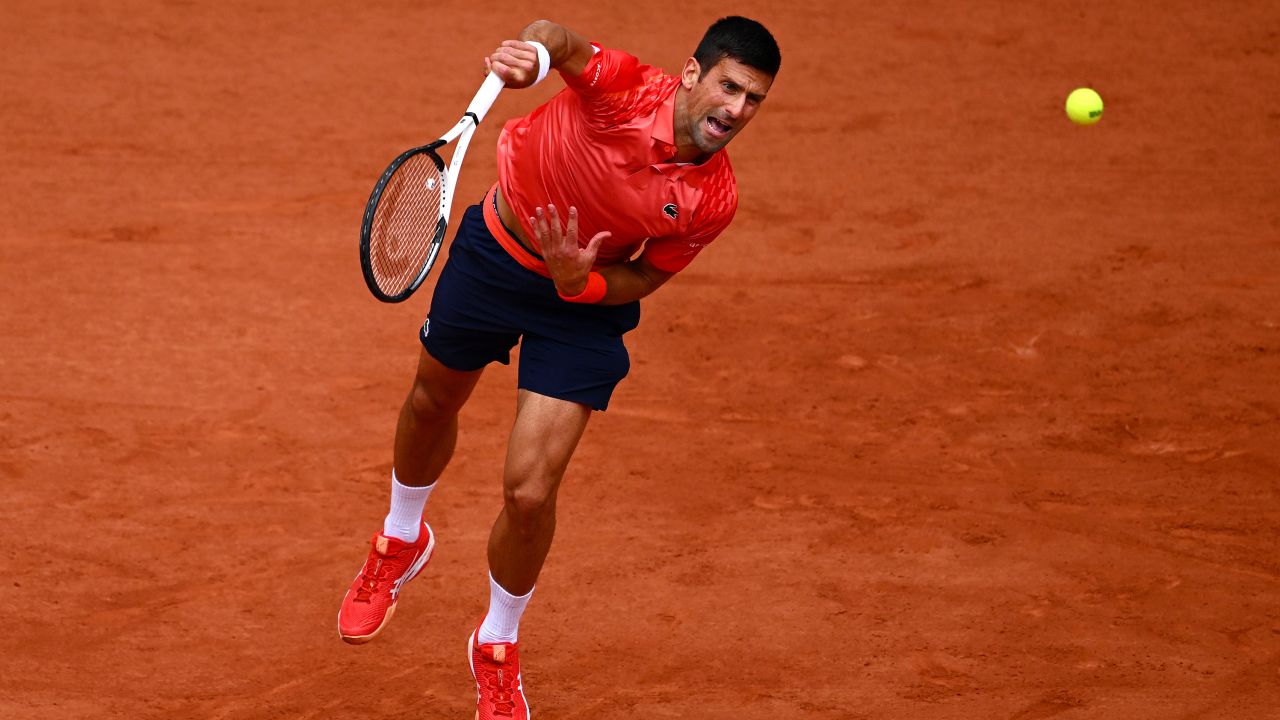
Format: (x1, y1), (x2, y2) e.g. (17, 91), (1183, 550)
(1065, 88), (1103, 125)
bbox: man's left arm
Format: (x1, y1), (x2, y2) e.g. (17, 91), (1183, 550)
(530, 205), (679, 305)
(594, 254), (676, 305)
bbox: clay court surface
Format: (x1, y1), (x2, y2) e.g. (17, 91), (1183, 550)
(3, 1), (1279, 718)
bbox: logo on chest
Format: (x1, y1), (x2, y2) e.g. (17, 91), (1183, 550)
(662, 203), (679, 220)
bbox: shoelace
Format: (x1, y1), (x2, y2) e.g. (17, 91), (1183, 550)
(353, 557), (387, 603)
(484, 661), (516, 716)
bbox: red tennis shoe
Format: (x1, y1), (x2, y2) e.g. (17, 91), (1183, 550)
(469, 627), (530, 720)
(337, 521), (434, 644)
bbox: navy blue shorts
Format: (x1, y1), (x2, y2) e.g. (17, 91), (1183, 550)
(419, 199), (640, 411)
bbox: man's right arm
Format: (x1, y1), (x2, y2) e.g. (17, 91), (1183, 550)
(486, 20), (594, 88)
(519, 20), (595, 77)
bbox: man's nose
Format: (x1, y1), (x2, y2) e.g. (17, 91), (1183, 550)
(725, 95), (747, 120)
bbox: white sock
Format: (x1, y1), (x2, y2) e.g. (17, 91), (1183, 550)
(382, 470), (434, 543)
(477, 573), (533, 645)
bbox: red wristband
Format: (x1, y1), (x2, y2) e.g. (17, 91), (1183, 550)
(557, 271), (607, 304)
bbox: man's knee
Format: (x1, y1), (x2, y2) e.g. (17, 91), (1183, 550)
(406, 372), (470, 422)
(502, 469), (560, 530)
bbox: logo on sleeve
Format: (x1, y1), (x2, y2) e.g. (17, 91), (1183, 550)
(662, 203), (678, 220)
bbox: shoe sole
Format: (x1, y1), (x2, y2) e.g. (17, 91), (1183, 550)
(338, 524), (436, 644)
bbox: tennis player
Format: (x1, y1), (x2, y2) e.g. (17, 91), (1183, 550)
(339, 16), (779, 718)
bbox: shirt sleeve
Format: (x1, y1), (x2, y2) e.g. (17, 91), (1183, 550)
(560, 44), (646, 95)
(559, 44), (669, 125)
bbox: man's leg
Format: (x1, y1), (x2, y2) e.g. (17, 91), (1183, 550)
(338, 348), (484, 644)
(469, 390), (592, 720)
(393, 347), (485, 487)
(490, 389), (592, 596)
(378, 348), (485, 542)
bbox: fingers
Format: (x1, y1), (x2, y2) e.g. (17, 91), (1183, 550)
(536, 205), (563, 241)
(492, 44), (536, 69)
(564, 206), (578, 243)
(488, 59), (514, 82)
(549, 205), (567, 242)
(488, 42), (537, 85)
(530, 204), (608, 258)
(571, 206), (609, 258)
(585, 230), (610, 257)
(531, 207), (553, 245)
(531, 206), (564, 257)
(566, 207), (606, 253)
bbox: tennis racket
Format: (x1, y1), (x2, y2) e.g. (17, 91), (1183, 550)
(359, 72), (506, 303)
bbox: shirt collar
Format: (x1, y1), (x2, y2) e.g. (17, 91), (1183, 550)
(651, 83), (678, 151)
(648, 78), (724, 185)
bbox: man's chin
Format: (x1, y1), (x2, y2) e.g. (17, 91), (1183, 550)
(694, 132), (731, 155)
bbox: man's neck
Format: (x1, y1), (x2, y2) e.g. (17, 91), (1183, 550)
(671, 90), (709, 164)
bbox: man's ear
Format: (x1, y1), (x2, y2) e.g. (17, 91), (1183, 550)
(681, 57), (701, 90)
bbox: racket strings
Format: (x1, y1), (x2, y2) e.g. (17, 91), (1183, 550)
(368, 153), (447, 296)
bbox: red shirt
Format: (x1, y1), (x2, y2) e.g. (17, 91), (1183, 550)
(495, 44), (738, 273)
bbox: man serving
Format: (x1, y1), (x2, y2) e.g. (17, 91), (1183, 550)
(339, 16), (780, 719)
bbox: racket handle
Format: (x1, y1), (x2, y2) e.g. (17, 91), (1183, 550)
(466, 72), (506, 125)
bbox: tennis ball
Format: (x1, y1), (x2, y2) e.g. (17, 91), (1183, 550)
(1065, 88), (1103, 125)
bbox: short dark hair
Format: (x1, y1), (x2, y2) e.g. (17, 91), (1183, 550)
(693, 16), (781, 78)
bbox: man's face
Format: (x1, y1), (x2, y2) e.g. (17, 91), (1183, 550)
(680, 57), (773, 155)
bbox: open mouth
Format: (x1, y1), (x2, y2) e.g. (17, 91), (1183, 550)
(705, 116), (733, 139)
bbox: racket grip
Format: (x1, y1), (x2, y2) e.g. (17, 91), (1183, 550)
(467, 72), (507, 125)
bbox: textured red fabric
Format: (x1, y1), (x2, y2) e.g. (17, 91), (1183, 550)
(496, 44), (737, 274)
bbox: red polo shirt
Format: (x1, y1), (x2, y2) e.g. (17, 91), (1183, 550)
(495, 44), (738, 273)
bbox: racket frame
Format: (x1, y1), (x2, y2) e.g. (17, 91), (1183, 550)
(359, 72), (505, 303)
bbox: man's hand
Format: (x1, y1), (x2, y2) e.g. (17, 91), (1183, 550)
(486, 21), (595, 85)
(485, 40), (543, 89)
(530, 204), (609, 297)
